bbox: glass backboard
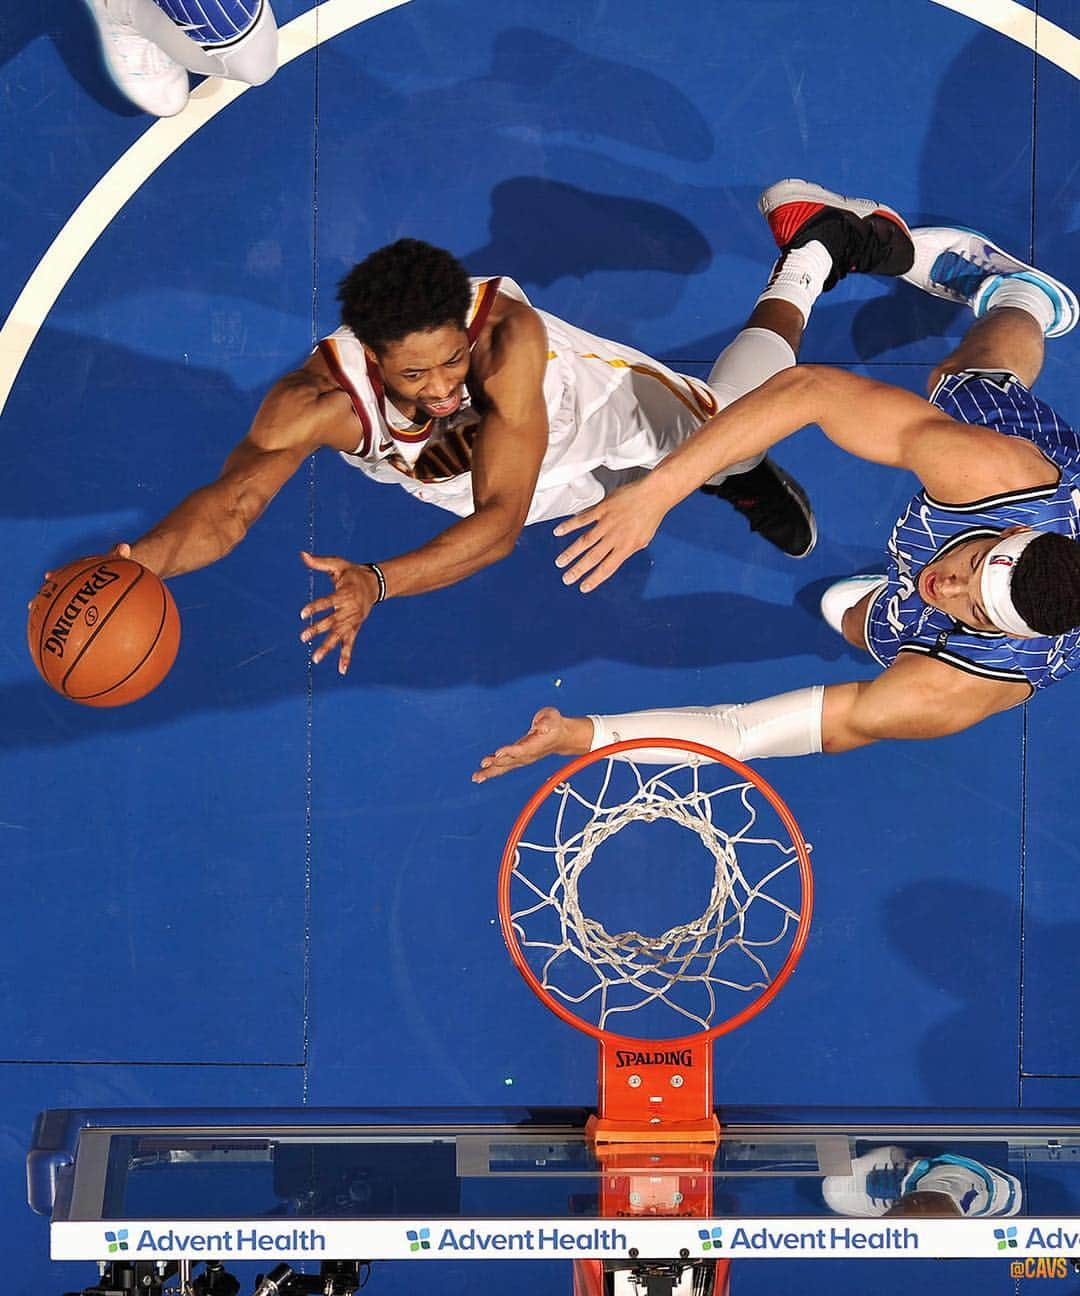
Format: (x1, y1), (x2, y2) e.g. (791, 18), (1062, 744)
(29, 1104), (1080, 1271)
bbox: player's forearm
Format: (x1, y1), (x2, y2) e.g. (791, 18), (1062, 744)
(587, 686), (826, 764)
(643, 367), (820, 510)
(130, 485), (251, 578)
(376, 503), (524, 599)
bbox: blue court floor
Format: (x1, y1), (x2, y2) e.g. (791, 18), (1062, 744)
(2, 1), (1079, 1291)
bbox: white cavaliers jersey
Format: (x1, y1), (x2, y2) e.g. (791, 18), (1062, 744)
(317, 277), (720, 524)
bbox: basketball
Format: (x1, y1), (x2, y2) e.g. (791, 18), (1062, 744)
(27, 555), (181, 707)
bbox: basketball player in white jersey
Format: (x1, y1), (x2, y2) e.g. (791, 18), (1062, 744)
(113, 239), (818, 673)
(472, 179), (1080, 781)
(85, 0), (278, 117)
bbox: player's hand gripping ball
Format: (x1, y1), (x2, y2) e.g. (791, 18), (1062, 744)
(27, 556), (180, 706)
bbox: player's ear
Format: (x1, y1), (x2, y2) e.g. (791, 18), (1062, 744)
(362, 343), (381, 367)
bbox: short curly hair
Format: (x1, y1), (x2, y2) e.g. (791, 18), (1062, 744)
(1012, 531), (1080, 635)
(337, 239), (471, 351)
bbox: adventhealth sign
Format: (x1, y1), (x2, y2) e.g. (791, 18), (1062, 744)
(49, 1219), (1080, 1261)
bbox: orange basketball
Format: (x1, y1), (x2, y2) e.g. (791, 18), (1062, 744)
(27, 555), (180, 706)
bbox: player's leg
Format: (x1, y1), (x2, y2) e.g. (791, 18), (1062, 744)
(899, 226), (1078, 391)
(181, 0), (280, 86)
(690, 300), (816, 558)
(124, 0), (278, 86)
(700, 179), (916, 563)
(739, 181), (918, 642)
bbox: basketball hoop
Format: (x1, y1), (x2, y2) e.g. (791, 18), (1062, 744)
(499, 738), (813, 1148)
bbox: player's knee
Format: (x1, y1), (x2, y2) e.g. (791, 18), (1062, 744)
(216, 10), (278, 85)
(840, 603), (868, 650)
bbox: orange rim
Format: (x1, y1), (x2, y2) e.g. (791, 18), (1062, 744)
(498, 737), (814, 1048)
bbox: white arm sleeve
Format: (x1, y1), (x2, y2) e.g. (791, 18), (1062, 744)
(588, 686), (825, 764)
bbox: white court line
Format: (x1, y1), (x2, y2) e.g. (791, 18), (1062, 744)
(0, 0), (410, 417)
(929, 0), (1080, 77)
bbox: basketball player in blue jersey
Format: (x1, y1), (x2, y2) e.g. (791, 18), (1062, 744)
(473, 179), (1080, 781)
(109, 240), (817, 674)
(85, 0), (278, 117)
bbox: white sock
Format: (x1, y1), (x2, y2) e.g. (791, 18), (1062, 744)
(982, 277), (1057, 333)
(755, 241), (833, 324)
(705, 326), (797, 479)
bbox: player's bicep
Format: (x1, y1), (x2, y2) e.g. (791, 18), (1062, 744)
(801, 367), (958, 469)
(803, 367), (1052, 498)
(825, 653), (1029, 751)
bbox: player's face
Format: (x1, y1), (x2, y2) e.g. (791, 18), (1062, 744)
(372, 324), (471, 419)
(917, 528), (1031, 634)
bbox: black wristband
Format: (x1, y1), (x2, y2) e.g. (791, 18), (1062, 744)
(365, 562), (387, 604)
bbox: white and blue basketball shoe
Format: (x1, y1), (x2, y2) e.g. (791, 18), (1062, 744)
(902, 227), (1078, 338)
(823, 1146), (1023, 1218)
(84, 0), (190, 117)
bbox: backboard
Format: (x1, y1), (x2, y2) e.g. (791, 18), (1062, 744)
(30, 1104), (1080, 1269)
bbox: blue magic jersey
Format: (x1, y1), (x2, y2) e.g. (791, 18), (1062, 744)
(865, 370), (1080, 693)
(152, 0), (263, 46)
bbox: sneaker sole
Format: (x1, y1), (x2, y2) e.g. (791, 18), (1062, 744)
(758, 178), (911, 250)
(767, 457), (818, 559)
(902, 225), (1078, 339)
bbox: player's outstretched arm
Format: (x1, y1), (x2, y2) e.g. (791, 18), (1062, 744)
(472, 657), (1030, 781)
(124, 365), (353, 579)
(554, 366), (1054, 590)
(300, 307), (550, 673)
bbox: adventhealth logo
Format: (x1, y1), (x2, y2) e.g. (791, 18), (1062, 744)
(698, 1227), (723, 1251)
(994, 1226), (1018, 1251)
(406, 1228), (431, 1252)
(105, 1229), (129, 1254)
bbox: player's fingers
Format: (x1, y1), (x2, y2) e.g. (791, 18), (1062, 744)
(108, 543), (132, 559)
(560, 541), (615, 588)
(299, 594), (338, 621)
(472, 761), (509, 784)
(554, 527), (605, 571)
(310, 629), (341, 666)
(579, 549), (631, 593)
(299, 613), (336, 644)
(300, 549), (343, 574)
(337, 630), (358, 676)
(552, 505), (604, 538)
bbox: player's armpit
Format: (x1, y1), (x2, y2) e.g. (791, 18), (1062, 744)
(821, 653), (1031, 752)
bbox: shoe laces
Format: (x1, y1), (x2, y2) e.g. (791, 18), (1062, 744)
(929, 250), (991, 298)
(865, 1163), (905, 1205)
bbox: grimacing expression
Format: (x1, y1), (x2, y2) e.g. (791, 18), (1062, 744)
(917, 527), (1032, 635)
(369, 324), (471, 420)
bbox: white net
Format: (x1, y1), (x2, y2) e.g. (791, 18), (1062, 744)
(506, 752), (810, 1039)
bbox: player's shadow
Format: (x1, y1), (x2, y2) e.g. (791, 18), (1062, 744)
(851, 26), (1080, 362)
(883, 879), (1080, 1107)
(0, 0), (143, 116)
(0, 328), (297, 522)
(464, 178), (711, 289)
